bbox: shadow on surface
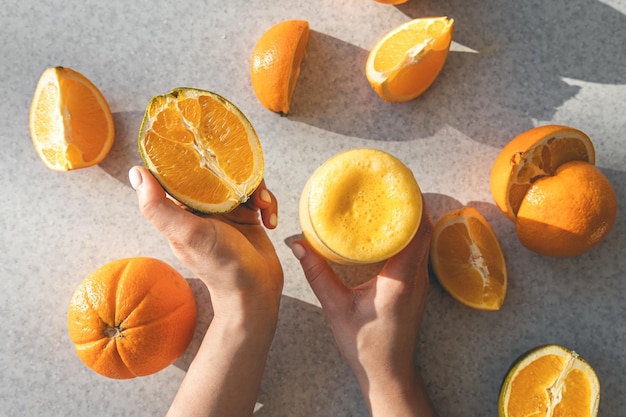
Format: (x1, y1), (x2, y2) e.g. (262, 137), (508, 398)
(290, 1), (626, 147)
(99, 111), (145, 185)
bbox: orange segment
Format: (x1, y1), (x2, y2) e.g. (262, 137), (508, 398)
(138, 88), (264, 214)
(29, 66), (115, 171)
(499, 345), (600, 417)
(490, 125), (595, 221)
(366, 17), (454, 102)
(250, 19), (310, 114)
(430, 206), (507, 311)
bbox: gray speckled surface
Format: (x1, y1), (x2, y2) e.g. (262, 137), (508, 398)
(2, 0), (625, 416)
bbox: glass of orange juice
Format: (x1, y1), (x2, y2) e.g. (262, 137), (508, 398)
(299, 148), (422, 264)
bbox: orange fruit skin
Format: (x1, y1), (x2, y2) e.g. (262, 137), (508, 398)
(516, 161), (617, 257)
(490, 125), (595, 222)
(67, 257), (197, 379)
(250, 20), (310, 114)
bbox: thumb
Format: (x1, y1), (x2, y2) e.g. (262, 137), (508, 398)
(129, 166), (194, 238)
(290, 240), (349, 312)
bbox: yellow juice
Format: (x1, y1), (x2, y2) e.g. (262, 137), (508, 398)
(299, 148), (422, 264)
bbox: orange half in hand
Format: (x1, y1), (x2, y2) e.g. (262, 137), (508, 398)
(138, 88), (264, 214)
(430, 206), (507, 311)
(366, 17), (454, 102)
(250, 19), (310, 114)
(29, 66), (115, 171)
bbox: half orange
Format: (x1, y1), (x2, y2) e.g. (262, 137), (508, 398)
(366, 17), (454, 102)
(499, 344), (600, 417)
(430, 206), (507, 311)
(490, 125), (595, 222)
(30, 66), (115, 171)
(138, 88), (264, 214)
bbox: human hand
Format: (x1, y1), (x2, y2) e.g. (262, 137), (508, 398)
(291, 199), (435, 416)
(129, 166), (283, 322)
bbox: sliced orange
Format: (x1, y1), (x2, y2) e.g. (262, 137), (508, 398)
(499, 344), (600, 417)
(250, 19), (310, 114)
(516, 160), (617, 257)
(29, 66), (115, 171)
(490, 125), (595, 222)
(138, 88), (264, 214)
(365, 17), (454, 102)
(430, 206), (507, 311)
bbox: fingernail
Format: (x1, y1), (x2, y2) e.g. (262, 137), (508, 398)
(290, 242), (306, 260)
(269, 213), (278, 228)
(260, 189), (272, 204)
(129, 167), (142, 190)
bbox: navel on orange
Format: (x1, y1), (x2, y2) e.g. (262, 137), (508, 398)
(250, 19), (310, 114)
(29, 66), (115, 171)
(366, 17), (454, 102)
(490, 125), (616, 257)
(138, 88), (264, 214)
(430, 206), (507, 311)
(67, 257), (197, 379)
(499, 344), (600, 417)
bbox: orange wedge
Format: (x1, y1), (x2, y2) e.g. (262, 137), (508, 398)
(376, 0), (409, 4)
(430, 206), (507, 311)
(138, 88), (264, 214)
(490, 125), (595, 222)
(29, 66), (115, 171)
(366, 17), (454, 102)
(250, 19), (310, 114)
(499, 344), (600, 417)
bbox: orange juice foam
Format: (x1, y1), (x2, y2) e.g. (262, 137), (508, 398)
(299, 148), (422, 264)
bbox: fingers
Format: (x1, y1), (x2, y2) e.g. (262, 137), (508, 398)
(379, 197), (433, 282)
(290, 240), (349, 312)
(129, 166), (197, 238)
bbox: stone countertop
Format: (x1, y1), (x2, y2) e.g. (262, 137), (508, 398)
(1, 0), (625, 416)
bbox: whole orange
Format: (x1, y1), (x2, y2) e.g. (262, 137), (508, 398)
(515, 161), (617, 257)
(67, 257), (197, 379)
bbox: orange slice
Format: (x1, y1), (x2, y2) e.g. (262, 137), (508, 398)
(499, 344), (600, 417)
(376, 0), (409, 4)
(29, 66), (115, 171)
(490, 125), (595, 222)
(430, 206), (507, 311)
(250, 19), (310, 114)
(138, 88), (264, 214)
(365, 17), (454, 102)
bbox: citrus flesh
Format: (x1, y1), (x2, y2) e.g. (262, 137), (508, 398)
(30, 66), (115, 171)
(430, 206), (507, 310)
(490, 125), (595, 222)
(67, 257), (197, 379)
(250, 19), (310, 114)
(516, 160), (617, 257)
(499, 345), (600, 417)
(366, 17), (454, 102)
(138, 88), (264, 214)
(299, 148), (422, 264)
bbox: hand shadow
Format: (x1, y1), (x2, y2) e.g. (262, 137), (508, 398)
(98, 110), (145, 184)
